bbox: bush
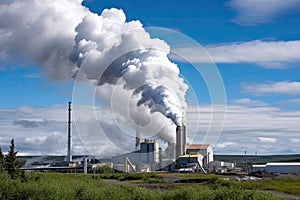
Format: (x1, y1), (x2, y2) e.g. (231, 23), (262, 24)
(94, 165), (114, 174)
(0, 172), (286, 200)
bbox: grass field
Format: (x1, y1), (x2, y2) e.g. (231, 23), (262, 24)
(1, 172), (297, 199)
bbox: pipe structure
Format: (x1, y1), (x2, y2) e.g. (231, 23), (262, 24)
(67, 101), (72, 162)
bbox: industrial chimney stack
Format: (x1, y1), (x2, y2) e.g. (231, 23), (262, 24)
(182, 124), (186, 155)
(135, 127), (141, 150)
(67, 101), (72, 162)
(175, 126), (182, 159)
(175, 124), (186, 159)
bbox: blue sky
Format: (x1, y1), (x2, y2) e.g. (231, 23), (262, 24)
(1, 0), (300, 156)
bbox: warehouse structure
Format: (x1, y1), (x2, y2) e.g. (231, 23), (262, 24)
(251, 162), (300, 173)
(109, 121), (215, 173)
(112, 140), (161, 172)
(186, 144), (213, 166)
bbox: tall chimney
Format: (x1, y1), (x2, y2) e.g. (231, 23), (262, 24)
(176, 126), (182, 159)
(67, 101), (72, 162)
(182, 124), (186, 155)
(135, 127), (141, 150)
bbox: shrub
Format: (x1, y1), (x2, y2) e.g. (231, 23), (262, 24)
(94, 165), (114, 174)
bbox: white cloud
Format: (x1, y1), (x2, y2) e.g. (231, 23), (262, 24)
(186, 102), (300, 154)
(24, 136), (47, 144)
(242, 81), (300, 95)
(1, 101), (300, 156)
(257, 137), (277, 143)
(0, 103), (177, 157)
(226, 0), (300, 26)
(290, 138), (300, 143)
(173, 40), (300, 68)
(232, 98), (267, 106)
(215, 142), (238, 149)
(284, 98), (300, 104)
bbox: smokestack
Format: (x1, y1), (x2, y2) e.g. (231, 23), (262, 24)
(176, 126), (182, 159)
(67, 101), (72, 162)
(176, 124), (187, 159)
(182, 124), (186, 155)
(135, 127), (141, 150)
(159, 147), (162, 170)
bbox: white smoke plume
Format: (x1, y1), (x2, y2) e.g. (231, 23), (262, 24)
(0, 0), (188, 143)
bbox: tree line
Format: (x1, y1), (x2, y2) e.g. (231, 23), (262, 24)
(0, 138), (24, 180)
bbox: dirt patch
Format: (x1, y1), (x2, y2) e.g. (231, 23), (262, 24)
(249, 170), (276, 178)
(175, 178), (211, 183)
(275, 173), (300, 180)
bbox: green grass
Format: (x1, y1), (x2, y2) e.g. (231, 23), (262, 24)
(162, 173), (222, 179)
(0, 172), (290, 200)
(235, 177), (300, 196)
(99, 172), (161, 181)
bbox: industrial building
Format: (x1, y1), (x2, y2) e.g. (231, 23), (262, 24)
(177, 153), (206, 173)
(63, 102), (214, 173)
(112, 140), (161, 172)
(209, 160), (235, 173)
(186, 144), (214, 166)
(111, 124), (214, 173)
(252, 162), (300, 173)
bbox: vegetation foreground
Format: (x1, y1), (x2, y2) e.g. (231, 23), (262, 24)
(0, 172), (294, 200)
(1, 140), (299, 199)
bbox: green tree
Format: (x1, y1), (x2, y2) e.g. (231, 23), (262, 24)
(5, 139), (20, 179)
(0, 147), (4, 173)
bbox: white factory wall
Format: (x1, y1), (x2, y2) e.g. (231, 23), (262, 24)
(186, 145), (214, 165)
(266, 163), (300, 173)
(111, 141), (160, 172)
(251, 163), (300, 173)
(209, 160), (235, 169)
(251, 164), (267, 172)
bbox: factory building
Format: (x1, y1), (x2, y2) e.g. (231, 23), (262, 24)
(186, 144), (213, 166)
(251, 164), (267, 172)
(140, 140), (160, 164)
(112, 140), (161, 172)
(209, 160), (235, 173)
(111, 124), (214, 173)
(252, 162), (300, 173)
(177, 153), (206, 173)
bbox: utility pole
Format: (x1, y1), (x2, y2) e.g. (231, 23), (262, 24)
(244, 150), (247, 173)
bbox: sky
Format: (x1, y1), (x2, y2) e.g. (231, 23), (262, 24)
(0, 0), (300, 157)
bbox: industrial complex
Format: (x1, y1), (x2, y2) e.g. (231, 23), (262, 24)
(110, 127), (214, 173)
(21, 102), (300, 175)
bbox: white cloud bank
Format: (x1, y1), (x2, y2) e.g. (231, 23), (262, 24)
(226, 0), (300, 26)
(242, 81), (300, 95)
(257, 137), (277, 144)
(188, 101), (300, 155)
(285, 98), (300, 104)
(173, 40), (300, 68)
(1, 101), (299, 156)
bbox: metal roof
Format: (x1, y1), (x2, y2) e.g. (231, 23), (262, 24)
(252, 165), (266, 168)
(179, 153), (203, 158)
(186, 144), (210, 150)
(267, 162), (300, 166)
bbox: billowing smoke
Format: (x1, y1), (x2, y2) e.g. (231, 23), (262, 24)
(0, 0), (188, 143)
